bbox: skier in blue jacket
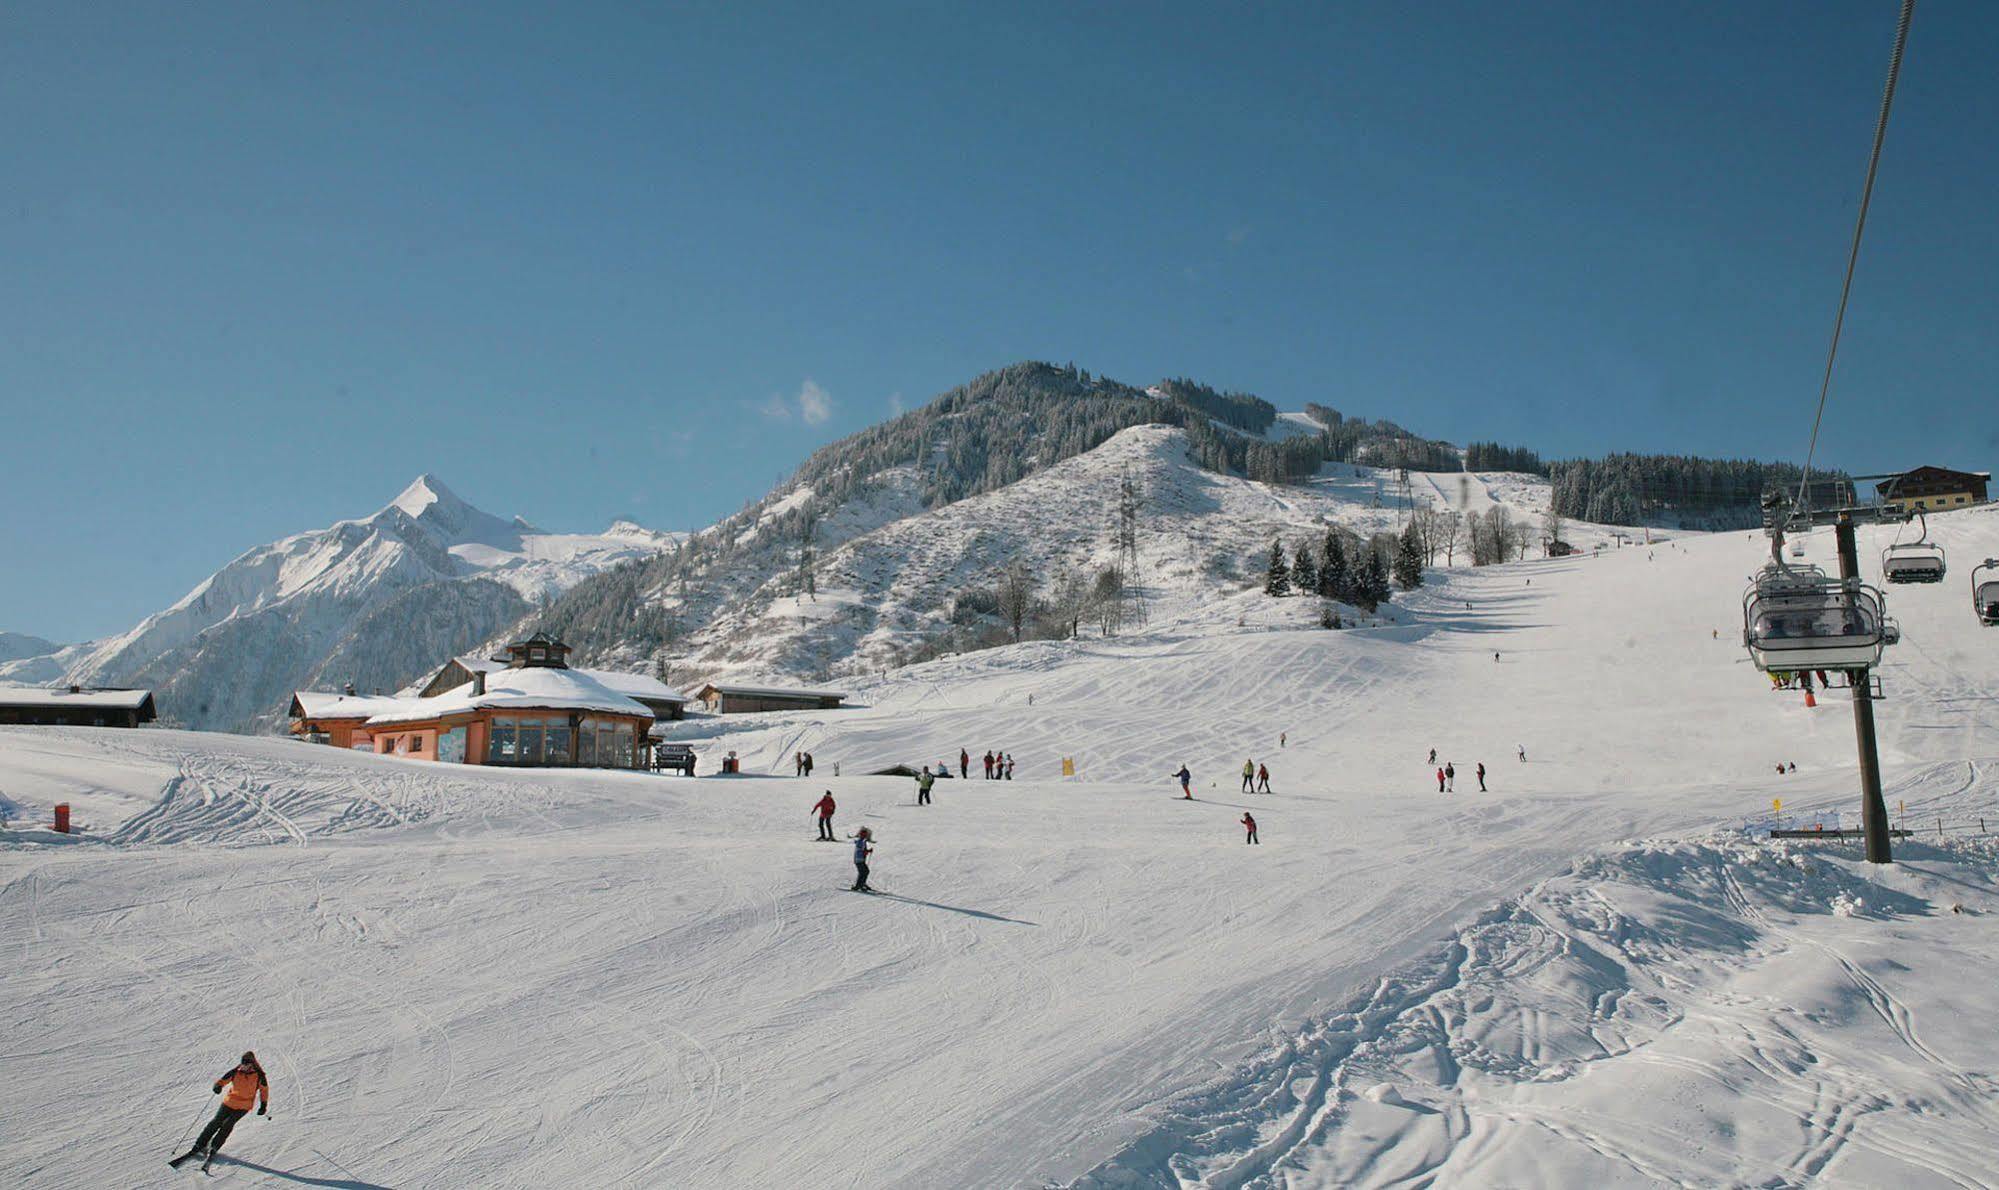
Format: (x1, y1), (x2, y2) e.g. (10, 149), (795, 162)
(850, 827), (873, 892)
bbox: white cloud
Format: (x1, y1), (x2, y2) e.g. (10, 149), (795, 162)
(798, 379), (833, 425)
(888, 391), (904, 415)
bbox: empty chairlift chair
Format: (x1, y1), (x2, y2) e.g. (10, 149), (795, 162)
(1975, 559), (1999, 627)
(1742, 564), (1893, 673)
(1881, 538), (1946, 585)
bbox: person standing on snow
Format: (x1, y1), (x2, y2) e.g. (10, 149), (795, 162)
(1518, 745), (1526, 762)
(1004, 754), (1015, 780)
(812, 791), (837, 840)
(1175, 764), (1193, 799)
(1241, 812), (1259, 844)
(1445, 763), (1455, 792)
(794, 751), (804, 777)
(1476, 762), (1487, 793)
(983, 751), (995, 780)
(959, 748), (969, 780)
(803, 752), (815, 777)
(1256, 763), (1271, 794)
(1428, 748), (1436, 765)
(1280, 731), (1287, 748)
(1436, 767), (1447, 793)
(1241, 759), (1255, 794)
(850, 827), (874, 892)
(171, 1052), (268, 1171)
(916, 767), (934, 806)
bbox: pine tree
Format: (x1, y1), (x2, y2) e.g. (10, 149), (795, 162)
(1291, 542), (1318, 595)
(1319, 530), (1346, 602)
(1393, 521), (1425, 590)
(1356, 548), (1390, 612)
(1264, 541), (1291, 596)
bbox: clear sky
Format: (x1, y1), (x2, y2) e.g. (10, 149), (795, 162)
(3, 2), (1995, 642)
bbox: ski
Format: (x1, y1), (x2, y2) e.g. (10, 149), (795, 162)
(169, 1150), (201, 1169)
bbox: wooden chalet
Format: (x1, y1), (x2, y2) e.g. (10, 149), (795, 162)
(1875, 466), (1990, 513)
(0, 685), (156, 728)
(694, 683), (848, 715)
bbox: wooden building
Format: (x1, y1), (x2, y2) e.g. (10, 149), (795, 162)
(694, 683), (848, 715)
(0, 685), (156, 728)
(419, 645), (692, 720)
(290, 634), (656, 769)
(1876, 466), (1990, 513)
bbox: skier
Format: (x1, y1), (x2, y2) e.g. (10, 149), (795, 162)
(916, 767), (934, 806)
(959, 748), (969, 780)
(850, 827), (874, 892)
(1517, 745), (1526, 763)
(1175, 764), (1193, 799)
(983, 751), (995, 780)
(1241, 759), (1255, 794)
(1004, 755), (1015, 780)
(1255, 763), (1271, 794)
(1436, 767), (1446, 793)
(1428, 747), (1436, 765)
(1280, 731), (1287, 748)
(1476, 762), (1486, 793)
(1241, 812), (1259, 844)
(812, 791), (837, 840)
(170, 1052), (268, 1171)
(1494, 651), (1500, 662)
(1445, 763), (1455, 792)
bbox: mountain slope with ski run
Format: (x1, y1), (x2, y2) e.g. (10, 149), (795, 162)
(0, 477), (677, 734)
(2, 505), (1995, 1188)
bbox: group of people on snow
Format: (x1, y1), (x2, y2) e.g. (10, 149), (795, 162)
(1428, 749), (1490, 793)
(791, 751), (818, 777)
(1239, 759), (1273, 794)
(978, 749), (1016, 780)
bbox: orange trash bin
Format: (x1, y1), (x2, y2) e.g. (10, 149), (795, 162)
(54, 804), (70, 833)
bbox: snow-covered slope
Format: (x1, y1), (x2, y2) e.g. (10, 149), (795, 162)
(619, 424), (1602, 684)
(0, 477), (676, 732)
(4, 502), (1995, 1187)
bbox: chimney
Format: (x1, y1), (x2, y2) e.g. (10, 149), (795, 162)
(472, 671), (486, 697)
(67, 684), (81, 694)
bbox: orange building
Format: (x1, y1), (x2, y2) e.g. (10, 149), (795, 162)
(290, 634), (656, 769)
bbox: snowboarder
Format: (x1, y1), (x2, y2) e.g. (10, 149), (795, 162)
(850, 828), (874, 892)
(983, 751), (994, 779)
(959, 748), (969, 779)
(1175, 764), (1193, 799)
(812, 791), (837, 840)
(1241, 812), (1259, 844)
(1445, 763), (1455, 792)
(170, 1052), (268, 1171)
(1255, 763), (1271, 794)
(1436, 767), (1446, 793)
(1241, 760), (1255, 794)
(1476, 762), (1486, 793)
(916, 768), (934, 806)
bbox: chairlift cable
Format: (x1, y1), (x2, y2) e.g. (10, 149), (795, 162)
(1796, 0), (1916, 514)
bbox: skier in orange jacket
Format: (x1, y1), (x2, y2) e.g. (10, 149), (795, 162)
(171, 1052), (268, 1171)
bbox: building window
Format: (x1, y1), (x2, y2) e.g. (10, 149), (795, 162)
(489, 723), (517, 763)
(518, 722), (544, 764)
(577, 725), (596, 765)
(547, 721), (572, 765)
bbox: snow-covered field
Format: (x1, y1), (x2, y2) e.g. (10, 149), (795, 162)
(3, 503), (1996, 1187)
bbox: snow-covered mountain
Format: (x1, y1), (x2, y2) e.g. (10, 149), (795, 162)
(0, 477), (677, 732)
(0, 633), (59, 665)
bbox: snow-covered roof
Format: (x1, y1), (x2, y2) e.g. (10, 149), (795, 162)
(696, 683), (847, 700)
(366, 666), (653, 726)
(0, 685), (153, 710)
(447, 656), (690, 703)
(292, 691), (418, 720)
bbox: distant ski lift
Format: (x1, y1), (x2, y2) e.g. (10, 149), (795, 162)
(1882, 541), (1946, 584)
(1742, 564), (1893, 672)
(1975, 559), (1999, 627)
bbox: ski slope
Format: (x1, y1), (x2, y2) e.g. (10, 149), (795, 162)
(2, 505), (1996, 1188)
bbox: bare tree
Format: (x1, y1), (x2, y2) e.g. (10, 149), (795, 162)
(996, 564), (1035, 642)
(1542, 506), (1566, 557)
(1439, 509), (1464, 566)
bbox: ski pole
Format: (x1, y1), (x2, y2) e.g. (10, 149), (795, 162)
(171, 1100), (210, 1153)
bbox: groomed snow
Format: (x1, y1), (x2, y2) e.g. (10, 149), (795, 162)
(3, 504), (1996, 1187)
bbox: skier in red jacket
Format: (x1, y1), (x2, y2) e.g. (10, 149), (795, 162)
(812, 792), (837, 840)
(1436, 767), (1446, 793)
(1241, 812), (1259, 844)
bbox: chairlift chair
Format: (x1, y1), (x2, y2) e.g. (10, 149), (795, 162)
(1881, 514), (1945, 584)
(1742, 563), (1893, 672)
(1975, 559), (1999, 627)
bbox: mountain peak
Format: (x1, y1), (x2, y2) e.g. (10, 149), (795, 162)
(391, 474), (465, 520)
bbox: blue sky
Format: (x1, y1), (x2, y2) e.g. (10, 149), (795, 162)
(3, 2), (1995, 642)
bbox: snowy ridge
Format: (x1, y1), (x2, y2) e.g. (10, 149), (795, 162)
(0, 476), (678, 731)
